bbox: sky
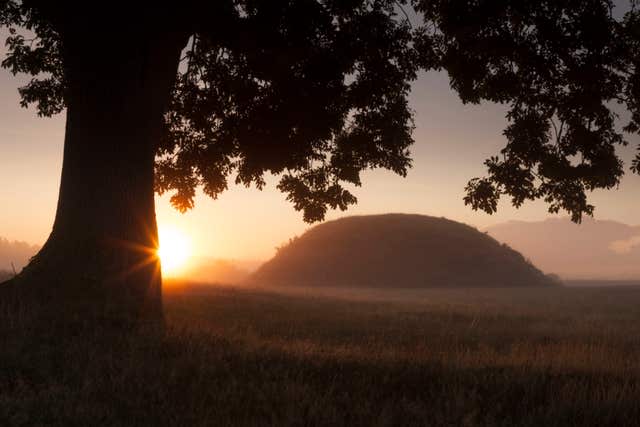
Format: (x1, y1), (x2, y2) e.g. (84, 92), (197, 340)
(1, 30), (639, 263)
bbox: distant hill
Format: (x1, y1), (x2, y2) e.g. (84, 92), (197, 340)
(0, 237), (39, 272)
(486, 218), (640, 280)
(250, 214), (554, 288)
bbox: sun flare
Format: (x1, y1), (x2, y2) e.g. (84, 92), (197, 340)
(157, 227), (191, 276)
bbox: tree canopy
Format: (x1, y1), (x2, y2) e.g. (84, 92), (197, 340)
(416, 0), (640, 222)
(2, 0), (639, 223)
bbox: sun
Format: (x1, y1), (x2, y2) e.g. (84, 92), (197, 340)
(157, 227), (191, 276)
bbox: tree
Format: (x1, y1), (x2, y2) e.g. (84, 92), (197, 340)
(0, 0), (419, 324)
(0, 0), (637, 324)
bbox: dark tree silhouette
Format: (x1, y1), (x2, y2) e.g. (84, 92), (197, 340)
(0, 0), (638, 323)
(0, 1), (418, 323)
(414, 0), (640, 221)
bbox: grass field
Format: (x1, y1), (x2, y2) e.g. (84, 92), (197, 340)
(2, 284), (640, 426)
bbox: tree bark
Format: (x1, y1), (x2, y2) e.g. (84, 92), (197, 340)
(1, 30), (187, 326)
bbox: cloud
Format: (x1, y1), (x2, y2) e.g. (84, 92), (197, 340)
(609, 235), (640, 254)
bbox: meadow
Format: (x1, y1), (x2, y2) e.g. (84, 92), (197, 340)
(2, 283), (640, 426)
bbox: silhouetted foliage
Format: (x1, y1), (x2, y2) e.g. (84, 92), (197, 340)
(2, 0), (638, 223)
(414, 0), (640, 222)
(1, 0), (421, 223)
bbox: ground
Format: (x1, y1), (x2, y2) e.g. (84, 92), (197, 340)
(2, 283), (640, 426)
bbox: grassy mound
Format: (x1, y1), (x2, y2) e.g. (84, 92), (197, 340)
(252, 214), (553, 288)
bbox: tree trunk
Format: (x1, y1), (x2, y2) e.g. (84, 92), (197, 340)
(1, 31), (187, 326)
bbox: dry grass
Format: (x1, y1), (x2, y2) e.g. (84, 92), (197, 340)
(2, 284), (640, 426)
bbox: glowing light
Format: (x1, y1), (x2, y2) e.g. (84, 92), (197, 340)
(158, 227), (191, 276)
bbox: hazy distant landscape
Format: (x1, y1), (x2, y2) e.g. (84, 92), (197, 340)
(487, 218), (640, 280)
(4, 215), (639, 286)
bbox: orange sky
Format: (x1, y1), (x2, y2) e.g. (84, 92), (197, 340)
(1, 41), (639, 262)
